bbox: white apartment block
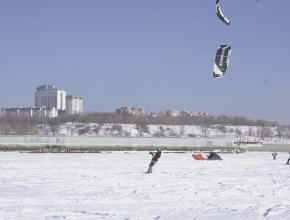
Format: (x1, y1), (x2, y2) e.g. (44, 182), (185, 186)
(35, 84), (66, 110)
(66, 95), (83, 115)
(1, 107), (58, 118)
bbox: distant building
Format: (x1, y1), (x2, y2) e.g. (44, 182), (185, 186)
(167, 108), (208, 117)
(35, 84), (66, 110)
(1, 107), (59, 118)
(180, 110), (190, 116)
(66, 95), (83, 115)
(116, 107), (147, 116)
(166, 108), (180, 117)
(150, 112), (157, 117)
(196, 111), (209, 116)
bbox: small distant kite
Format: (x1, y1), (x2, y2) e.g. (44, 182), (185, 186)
(216, 0), (230, 26)
(213, 45), (231, 78)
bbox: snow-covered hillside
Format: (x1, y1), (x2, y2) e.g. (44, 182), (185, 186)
(36, 123), (290, 144)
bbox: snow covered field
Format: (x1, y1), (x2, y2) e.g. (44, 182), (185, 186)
(0, 152), (290, 219)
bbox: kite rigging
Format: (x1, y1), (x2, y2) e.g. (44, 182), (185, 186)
(216, 0), (230, 26)
(213, 45), (231, 78)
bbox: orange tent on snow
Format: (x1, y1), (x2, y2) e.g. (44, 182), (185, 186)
(192, 154), (208, 160)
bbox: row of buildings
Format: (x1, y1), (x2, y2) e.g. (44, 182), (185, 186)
(1, 84), (83, 118)
(166, 108), (208, 117)
(115, 107), (208, 117)
(1, 84), (209, 118)
(115, 107), (147, 116)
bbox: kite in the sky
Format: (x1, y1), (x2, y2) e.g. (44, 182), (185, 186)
(216, 0), (230, 26)
(213, 45), (231, 78)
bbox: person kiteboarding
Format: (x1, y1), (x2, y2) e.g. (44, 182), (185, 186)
(145, 148), (162, 174)
(272, 152), (277, 160)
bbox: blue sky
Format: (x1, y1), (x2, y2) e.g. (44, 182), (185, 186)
(1, 0), (289, 123)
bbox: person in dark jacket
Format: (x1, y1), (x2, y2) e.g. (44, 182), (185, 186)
(146, 147), (162, 173)
(286, 153), (290, 165)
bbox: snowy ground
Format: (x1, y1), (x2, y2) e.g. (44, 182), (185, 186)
(0, 152), (290, 219)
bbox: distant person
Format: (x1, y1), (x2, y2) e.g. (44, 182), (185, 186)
(286, 153), (290, 165)
(272, 152), (277, 160)
(146, 148), (162, 174)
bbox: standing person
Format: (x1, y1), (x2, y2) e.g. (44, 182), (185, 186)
(272, 152), (277, 160)
(146, 148), (162, 174)
(286, 153), (290, 165)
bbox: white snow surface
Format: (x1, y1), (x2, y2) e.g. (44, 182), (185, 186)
(1, 152), (290, 219)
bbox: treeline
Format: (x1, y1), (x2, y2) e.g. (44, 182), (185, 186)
(0, 112), (281, 127)
(0, 112), (289, 140)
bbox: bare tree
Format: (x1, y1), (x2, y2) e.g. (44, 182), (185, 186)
(284, 127), (290, 140)
(135, 124), (143, 137)
(159, 126), (166, 137)
(70, 127), (76, 136)
(168, 127), (178, 137)
(21, 124), (38, 135)
(104, 126), (111, 136)
(276, 126), (284, 139)
(1, 124), (13, 135)
(260, 127), (267, 140)
(201, 124), (209, 137)
(179, 126), (186, 137)
(235, 128), (242, 140)
(154, 126), (166, 137)
(144, 126), (150, 137)
(124, 129), (131, 137)
(135, 120), (150, 137)
(51, 125), (61, 135)
(111, 124), (123, 136)
(256, 127), (262, 140)
(40, 124), (47, 135)
(87, 125), (94, 136)
(217, 125), (227, 138)
(264, 127), (273, 141)
(222, 126), (227, 138)
(78, 126), (90, 136)
(117, 125), (124, 136)
(14, 124), (24, 135)
(93, 125), (102, 136)
(190, 127), (197, 137)
(65, 123), (71, 136)
(248, 126), (253, 138)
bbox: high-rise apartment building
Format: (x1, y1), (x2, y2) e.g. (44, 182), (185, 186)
(66, 95), (83, 115)
(35, 84), (66, 110)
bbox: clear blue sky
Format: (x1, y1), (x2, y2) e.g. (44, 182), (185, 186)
(1, 0), (289, 124)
